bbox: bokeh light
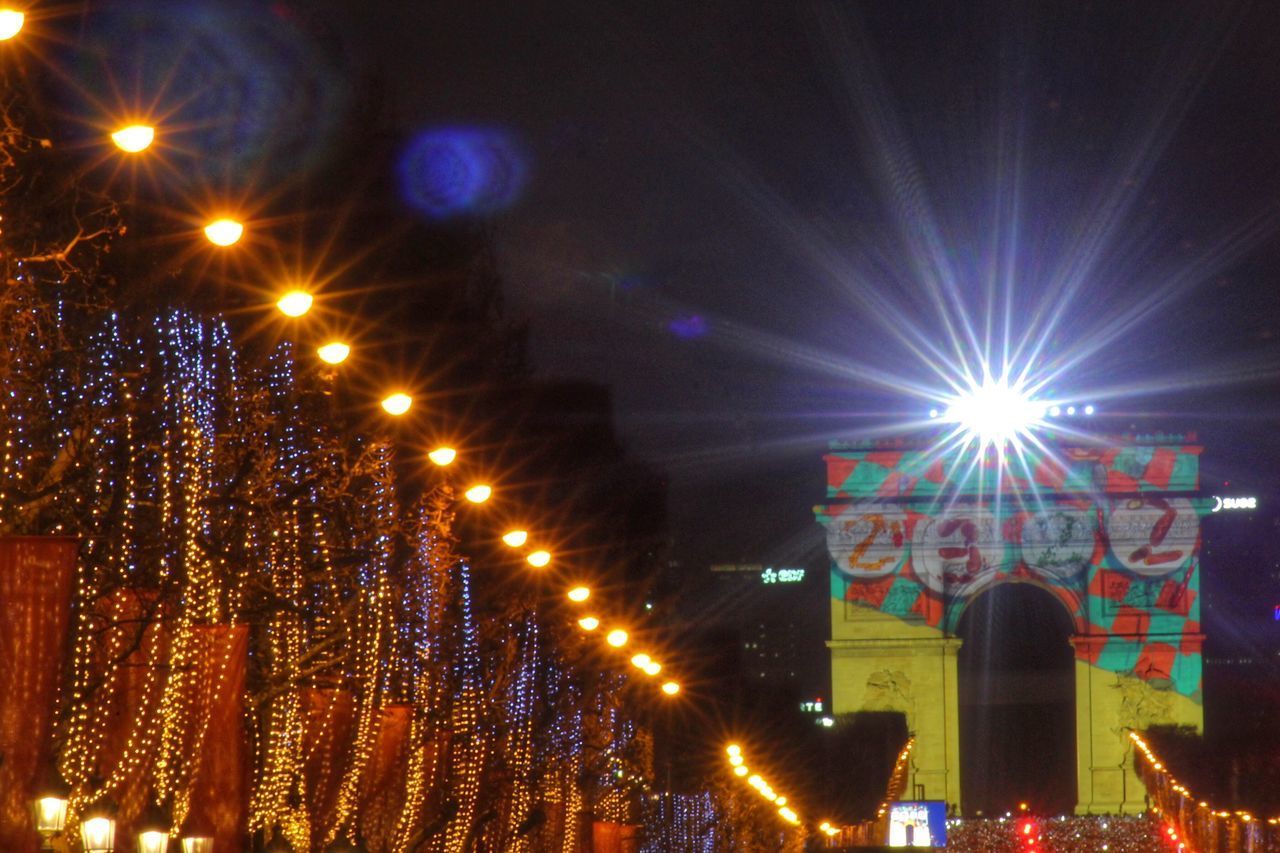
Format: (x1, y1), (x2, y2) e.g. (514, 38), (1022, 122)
(398, 126), (527, 219)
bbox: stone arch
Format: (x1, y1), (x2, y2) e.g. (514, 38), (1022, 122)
(944, 575), (1087, 637)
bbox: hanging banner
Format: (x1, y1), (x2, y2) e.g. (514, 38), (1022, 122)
(359, 704), (412, 850)
(184, 624), (249, 852)
(301, 688), (357, 836)
(0, 536), (78, 853)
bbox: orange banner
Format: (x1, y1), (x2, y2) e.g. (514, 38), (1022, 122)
(359, 704), (412, 851)
(0, 536), (78, 853)
(301, 688), (356, 836)
(184, 624), (249, 851)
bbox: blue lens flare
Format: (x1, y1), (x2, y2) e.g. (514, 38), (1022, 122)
(397, 126), (528, 220)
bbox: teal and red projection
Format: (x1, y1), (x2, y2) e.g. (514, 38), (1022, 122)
(816, 437), (1206, 701)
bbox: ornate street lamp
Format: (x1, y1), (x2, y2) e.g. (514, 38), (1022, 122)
(79, 799), (118, 853)
(182, 835), (215, 853)
(30, 768), (70, 850)
(135, 804), (172, 853)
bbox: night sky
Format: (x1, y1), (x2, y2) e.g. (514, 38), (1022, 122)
(64, 1), (1280, 619)
(300, 0), (1280, 580)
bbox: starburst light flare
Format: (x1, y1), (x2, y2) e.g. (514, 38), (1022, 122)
(941, 374), (1045, 448)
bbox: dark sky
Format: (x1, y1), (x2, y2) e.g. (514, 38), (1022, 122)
(132, 0), (1280, 574)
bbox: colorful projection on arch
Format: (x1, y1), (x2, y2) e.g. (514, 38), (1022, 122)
(817, 439), (1206, 701)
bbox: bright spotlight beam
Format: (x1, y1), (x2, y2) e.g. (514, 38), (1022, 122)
(942, 377), (1043, 446)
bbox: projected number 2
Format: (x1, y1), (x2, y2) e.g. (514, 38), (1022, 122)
(831, 511), (906, 577)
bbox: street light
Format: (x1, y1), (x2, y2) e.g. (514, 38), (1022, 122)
(661, 681), (680, 695)
(567, 586), (590, 602)
(135, 805), (171, 853)
(111, 125), (155, 153)
(427, 446), (457, 466)
(276, 290), (313, 317)
(182, 835), (214, 853)
(630, 653), (652, 669)
(606, 629), (628, 648)
(643, 661), (661, 676)
(577, 616), (600, 631)
(0, 9), (23, 40)
(380, 393), (412, 416)
(502, 529), (528, 547)
(317, 342), (350, 364)
(79, 800), (117, 853)
(464, 484), (491, 504)
(526, 549), (550, 568)
(30, 769), (70, 850)
(203, 218), (244, 247)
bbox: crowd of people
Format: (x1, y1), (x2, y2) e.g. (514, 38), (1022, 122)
(943, 814), (1176, 852)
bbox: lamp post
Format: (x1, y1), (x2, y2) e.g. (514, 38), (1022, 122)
(30, 769), (70, 851)
(135, 804), (172, 853)
(79, 799), (118, 853)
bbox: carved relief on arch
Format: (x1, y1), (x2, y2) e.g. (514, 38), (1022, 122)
(863, 669), (916, 727)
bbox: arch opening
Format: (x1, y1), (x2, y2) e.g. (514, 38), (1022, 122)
(957, 581), (1076, 816)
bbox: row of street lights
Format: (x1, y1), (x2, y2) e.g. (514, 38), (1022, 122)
(7, 9), (685, 848)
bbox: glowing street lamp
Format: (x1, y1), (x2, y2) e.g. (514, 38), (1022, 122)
(733, 765), (748, 777)
(427, 446), (456, 466)
(31, 770), (70, 850)
(0, 9), (23, 40)
(464, 484), (491, 504)
(317, 342), (350, 364)
(726, 744), (741, 757)
(276, 290), (313, 317)
(181, 836), (214, 853)
(501, 529), (528, 547)
(643, 661), (661, 676)
(606, 628), (628, 648)
(630, 653), (652, 669)
(79, 801), (117, 853)
(661, 681), (680, 695)
(135, 806), (172, 853)
(203, 218), (244, 247)
(577, 615), (600, 631)
(567, 586), (590, 602)
(381, 393), (412, 416)
(526, 549), (550, 568)
(111, 124), (155, 153)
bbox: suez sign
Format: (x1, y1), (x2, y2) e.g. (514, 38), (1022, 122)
(1211, 496), (1257, 513)
(709, 564), (807, 584)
